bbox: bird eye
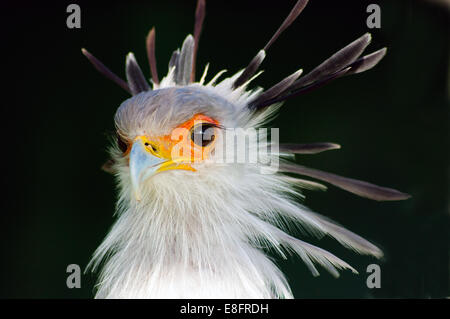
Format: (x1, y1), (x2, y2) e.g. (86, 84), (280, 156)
(117, 134), (129, 153)
(190, 123), (216, 147)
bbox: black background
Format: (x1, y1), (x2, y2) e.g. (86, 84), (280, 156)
(0, 0), (448, 298)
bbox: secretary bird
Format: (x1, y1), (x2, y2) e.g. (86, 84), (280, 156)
(82, 0), (410, 298)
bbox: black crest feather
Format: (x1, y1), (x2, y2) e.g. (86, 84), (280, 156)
(233, 0), (309, 89)
(280, 164), (411, 201)
(126, 53), (150, 95)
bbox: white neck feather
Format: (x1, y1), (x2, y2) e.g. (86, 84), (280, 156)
(90, 140), (373, 298)
(89, 169), (293, 298)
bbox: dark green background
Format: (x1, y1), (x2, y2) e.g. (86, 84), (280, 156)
(1, 0), (448, 298)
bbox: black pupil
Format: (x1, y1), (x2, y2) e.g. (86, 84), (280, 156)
(191, 124), (215, 147)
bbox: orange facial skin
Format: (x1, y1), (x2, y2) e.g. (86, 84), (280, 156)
(119, 114), (220, 169)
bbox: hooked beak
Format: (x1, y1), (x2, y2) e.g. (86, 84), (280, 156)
(129, 136), (195, 201)
(129, 137), (166, 201)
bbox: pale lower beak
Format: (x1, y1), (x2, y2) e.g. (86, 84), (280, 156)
(129, 138), (166, 201)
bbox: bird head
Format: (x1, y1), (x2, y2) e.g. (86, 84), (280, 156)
(111, 76), (277, 202)
(114, 86), (226, 201)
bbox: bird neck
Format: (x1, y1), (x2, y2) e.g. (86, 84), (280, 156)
(91, 179), (292, 298)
